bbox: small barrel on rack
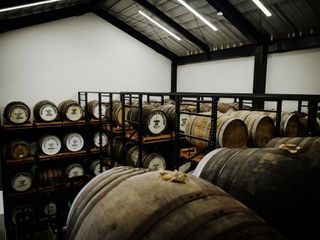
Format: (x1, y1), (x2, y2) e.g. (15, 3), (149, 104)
(66, 167), (285, 240)
(58, 100), (84, 122)
(38, 168), (63, 186)
(185, 113), (248, 149)
(11, 172), (33, 192)
(127, 105), (168, 135)
(217, 102), (237, 113)
(87, 100), (108, 120)
(8, 139), (30, 159)
(193, 147), (320, 238)
(93, 131), (109, 148)
(11, 205), (33, 225)
(65, 163), (85, 178)
(229, 110), (274, 147)
(3, 101), (31, 124)
(63, 133), (84, 152)
(158, 104), (191, 132)
(90, 160), (107, 176)
(33, 100), (59, 122)
(126, 146), (166, 170)
(39, 135), (61, 155)
(112, 102), (130, 127)
(43, 201), (57, 216)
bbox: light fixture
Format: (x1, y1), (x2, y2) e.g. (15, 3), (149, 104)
(138, 10), (181, 41)
(0, 0), (63, 13)
(177, 0), (217, 31)
(252, 0), (272, 17)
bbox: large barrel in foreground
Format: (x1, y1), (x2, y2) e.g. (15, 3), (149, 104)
(66, 167), (285, 240)
(193, 148), (320, 238)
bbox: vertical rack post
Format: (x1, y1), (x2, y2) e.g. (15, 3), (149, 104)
(174, 95), (181, 170)
(307, 99), (318, 136)
(209, 97), (218, 150)
(138, 94), (143, 168)
(98, 92), (104, 172)
(275, 99), (282, 136)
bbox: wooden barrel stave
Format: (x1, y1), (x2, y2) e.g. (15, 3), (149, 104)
(67, 167), (285, 240)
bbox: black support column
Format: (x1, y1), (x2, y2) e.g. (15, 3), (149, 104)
(253, 43), (268, 109)
(171, 58), (177, 93)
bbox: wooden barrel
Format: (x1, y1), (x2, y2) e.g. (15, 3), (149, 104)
(58, 100), (84, 122)
(228, 102), (252, 111)
(63, 133), (84, 152)
(158, 104), (191, 132)
(3, 101), (31, 124)
(11, 172), (33, 192)
(127, 105), (168, 135)
(193, 148), (320, 238)
(38, 168), (63, 186)
(112, 103), (130, 127)
(218, 102), (237, 113)
(126, 146), (166, 170)
(39, 135), (61, 155)
(90, 160), (107, 176)
(229, 111), (274, 147)
(66, 167), (285, 240)
(33, 100), (58, 122)
(93, 131), (108, 148)
(185, 113), (248, 149)
(8, 139), (30, 159)
(263, 112), (301, 137)
(87, 100), (107, 120)
(65, 163), (84, 178)
(11, 205), (33, 224)
(44, 202), (57, 216)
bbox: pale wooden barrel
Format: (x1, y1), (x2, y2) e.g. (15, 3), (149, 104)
(229, 111), (274, 147)
(8, 139), (30, 159)
(58, 100), (84, 122)
(65, 163), (84, 178)
(38, 169), (63, 186)
(158, 104), (191, 132)
(33, 100), (59, 122)
(90, 160), (107, 176)
(63, 133), (84, 152)
(3, 101), (31, 124)
(193, 147), (320, 238)
(185, 113), (248, 149)
(218, 102), (237, 113)
(93, 131), (108, 148)
(112, 103), (130, 127)
(11, 172), (33, 192)
(39, 135), (61, 155)
(66, 167), (285, 240)
(87, 100), (107, 119)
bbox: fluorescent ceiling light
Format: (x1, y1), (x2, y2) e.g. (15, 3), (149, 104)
(252, 0), (272, 17)
(139, 10), (181, 41)
(0, 0), (63, 13)
(177, 0), (217, 31)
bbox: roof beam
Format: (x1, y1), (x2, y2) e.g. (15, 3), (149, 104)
(206, 0), (266, 43)
(0, 3), (91, 33)
(94, 8), (178, 60)
(136, 0), (210, 52)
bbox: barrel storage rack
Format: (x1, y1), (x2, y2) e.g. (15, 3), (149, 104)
(0, 96), (116, 239)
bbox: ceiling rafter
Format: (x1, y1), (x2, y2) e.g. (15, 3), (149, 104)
(135, 0), (210, 52)
(206, 0), (267, 44)
(94, 7), (178, 60)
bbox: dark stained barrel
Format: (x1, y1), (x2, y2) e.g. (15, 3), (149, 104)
(127, 105), (168, 135)
(11, 172), (33, 192)
(38, 168), (63, 186)
(8, 139), (30, 159)
(3, 101), (31, 124)
(33, 100), (59, 122)
(193, 147), (320, 238)
(58, 100), (84, 122)
(66, 167), (285, 240)
(65, 163), (84, 178)
(87, 100), (108, 120)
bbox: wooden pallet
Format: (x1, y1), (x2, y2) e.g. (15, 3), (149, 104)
(37, 150), (86, 161)
(3, 121), (33, 130)
(34, 121), (63, 128)
(180, 147), (204, 162)
(62, 120), (86, 126)
(6, 156), (35, 166)
(126, 131), (175, 144)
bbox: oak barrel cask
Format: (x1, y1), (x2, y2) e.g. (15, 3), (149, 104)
(63, 133), (84, 152)
(3, 101), (31, 124)
(193, 147), (320, 238)
(90, 160), (107, 176)
(65, 163), (84, 178)
(58, 100), (83, 122)
(11, 172), (33, 192)
(8, 139), (30, 159)
(229, 111), (274, 147)
(38, 168), (63, 186)
(87, 100), (107, 120)
(33, 100), (58, 122)
(158, 104), (191, 132)
(93, 131), (108, 148)
(185, 113), (248, 149)
(66, 167), (285, 240)
(39, 135), (61, 155)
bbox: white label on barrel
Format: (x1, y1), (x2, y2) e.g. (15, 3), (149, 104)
(44, 202), (57, 216)
(67, 166), (84, 178)
(180, 113), (190, 132)
(65, 133), (84, 152)
(9, 107), (29, 124)
(66, 105), (82, 121)
(41, 136), (61, 155)
(147, 156), (166, 170)
(147, 112), (166, 135)
(12, 174), (32, 192)
(93, 132), (108, 148)
(40, 104), (58, 122)
(92, 104), (107, 119)
(92, 162), (107, 176)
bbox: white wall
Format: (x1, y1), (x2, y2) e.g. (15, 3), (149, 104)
(177, 57), (255, 95)
(265, 48), (320, 111)
(0, 13), (171, 111)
